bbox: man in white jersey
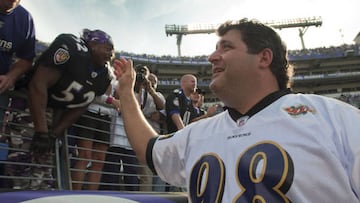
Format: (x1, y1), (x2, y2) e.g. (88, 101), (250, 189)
(112, 18), (360, 202)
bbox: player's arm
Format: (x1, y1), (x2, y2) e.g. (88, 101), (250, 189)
(113, 58), (157, 164)
(28, 64), (61, 133)
(52, 106), (88, 137)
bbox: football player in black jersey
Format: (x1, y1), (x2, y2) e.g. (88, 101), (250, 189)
(165, 74), (197, 134)
(27, 29), (114, 189)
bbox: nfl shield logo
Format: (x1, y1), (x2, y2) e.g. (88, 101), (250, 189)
(53, 48), (70, 65)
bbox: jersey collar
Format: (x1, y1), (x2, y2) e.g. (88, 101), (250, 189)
(179, 88), (191, 101)
(88, 64), (107, 78)
(227, 88), (292, 122)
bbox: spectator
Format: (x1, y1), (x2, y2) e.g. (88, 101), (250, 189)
(134, 69), (165, 192)
(27, 29), (114, 189)
(165, 74), (197, 133)
(113, 18), (360, 202)
(0, 0), (35, 189)
(99, 82), (140, 191)
(146, 73), (167, 192)
(71, 85), (113, 190)
(188, 88), (218, 123)
(143, 73), (166, 134)
(0, 0), (35, 120)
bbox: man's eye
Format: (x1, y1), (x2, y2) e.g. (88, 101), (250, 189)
(222, 44), (232, 49)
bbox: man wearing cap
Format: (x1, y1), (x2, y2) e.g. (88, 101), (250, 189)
(189, 88), (218, 123)
(27, 29), (114, 189)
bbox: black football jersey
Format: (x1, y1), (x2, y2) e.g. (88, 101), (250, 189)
(165, 89), (192, 133)
(34, 34), (111, 108)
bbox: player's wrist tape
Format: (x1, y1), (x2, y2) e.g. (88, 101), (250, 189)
(106, 96), (114, 104)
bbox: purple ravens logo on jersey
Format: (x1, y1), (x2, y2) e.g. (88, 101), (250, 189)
(53, 48), (70, 65)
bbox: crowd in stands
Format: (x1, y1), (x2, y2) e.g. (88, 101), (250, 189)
(288, 44), (360, 60)
(35, 40), (360, 65)
(337, 93), (360, 109)
(119, 43), (360, 63)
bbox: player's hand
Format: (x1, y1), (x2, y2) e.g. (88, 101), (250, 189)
(30, 132), (56, 154)
(0, 75), (14, 94)
(113, 58), (136, 96)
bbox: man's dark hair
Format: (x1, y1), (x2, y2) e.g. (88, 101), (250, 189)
(216, 18), (293, 89)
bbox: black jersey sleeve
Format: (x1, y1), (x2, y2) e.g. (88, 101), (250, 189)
(35, 34), (89, 71)
(165, 90), (181, 116)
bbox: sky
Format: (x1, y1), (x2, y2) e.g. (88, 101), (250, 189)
(21, 0), (360, 57)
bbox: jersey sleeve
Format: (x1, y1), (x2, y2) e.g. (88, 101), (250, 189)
(335, 102), (360, 197)
(150, 128), (190, 187)
(35, 34), (85, 71)
(165, 92), (180, 116)
(15, 7), (36, 61)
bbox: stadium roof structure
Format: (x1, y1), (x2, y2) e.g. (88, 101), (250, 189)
(354, 32), (360, 44)
(165, 16), (323, 56)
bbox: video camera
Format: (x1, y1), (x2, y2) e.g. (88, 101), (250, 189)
(135, 64), (149, 83)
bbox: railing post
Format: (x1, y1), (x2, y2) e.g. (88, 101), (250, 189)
(55, 132), (72, 190)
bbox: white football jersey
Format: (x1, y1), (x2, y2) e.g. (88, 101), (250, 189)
(148, 90), (360, 203)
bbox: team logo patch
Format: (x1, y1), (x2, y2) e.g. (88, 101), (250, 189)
(53, 48), (70, 65)
(173, 97), (179, 107)
(236, 116), (249, 127)
(283, 104), (316, 116)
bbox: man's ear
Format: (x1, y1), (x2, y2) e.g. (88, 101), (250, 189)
(259, 48), (273, 68)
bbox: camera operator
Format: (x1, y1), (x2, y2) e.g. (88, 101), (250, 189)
(134, 65), (164, 112)
(134, 65), (166, 191)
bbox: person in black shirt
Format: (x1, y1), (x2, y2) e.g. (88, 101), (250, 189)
(189, 88), (218, 123)
(27, 29), (114, 189)
(165, 74), (197, 133)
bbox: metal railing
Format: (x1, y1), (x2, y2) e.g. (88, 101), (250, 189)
(0, 90), (179, 193)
